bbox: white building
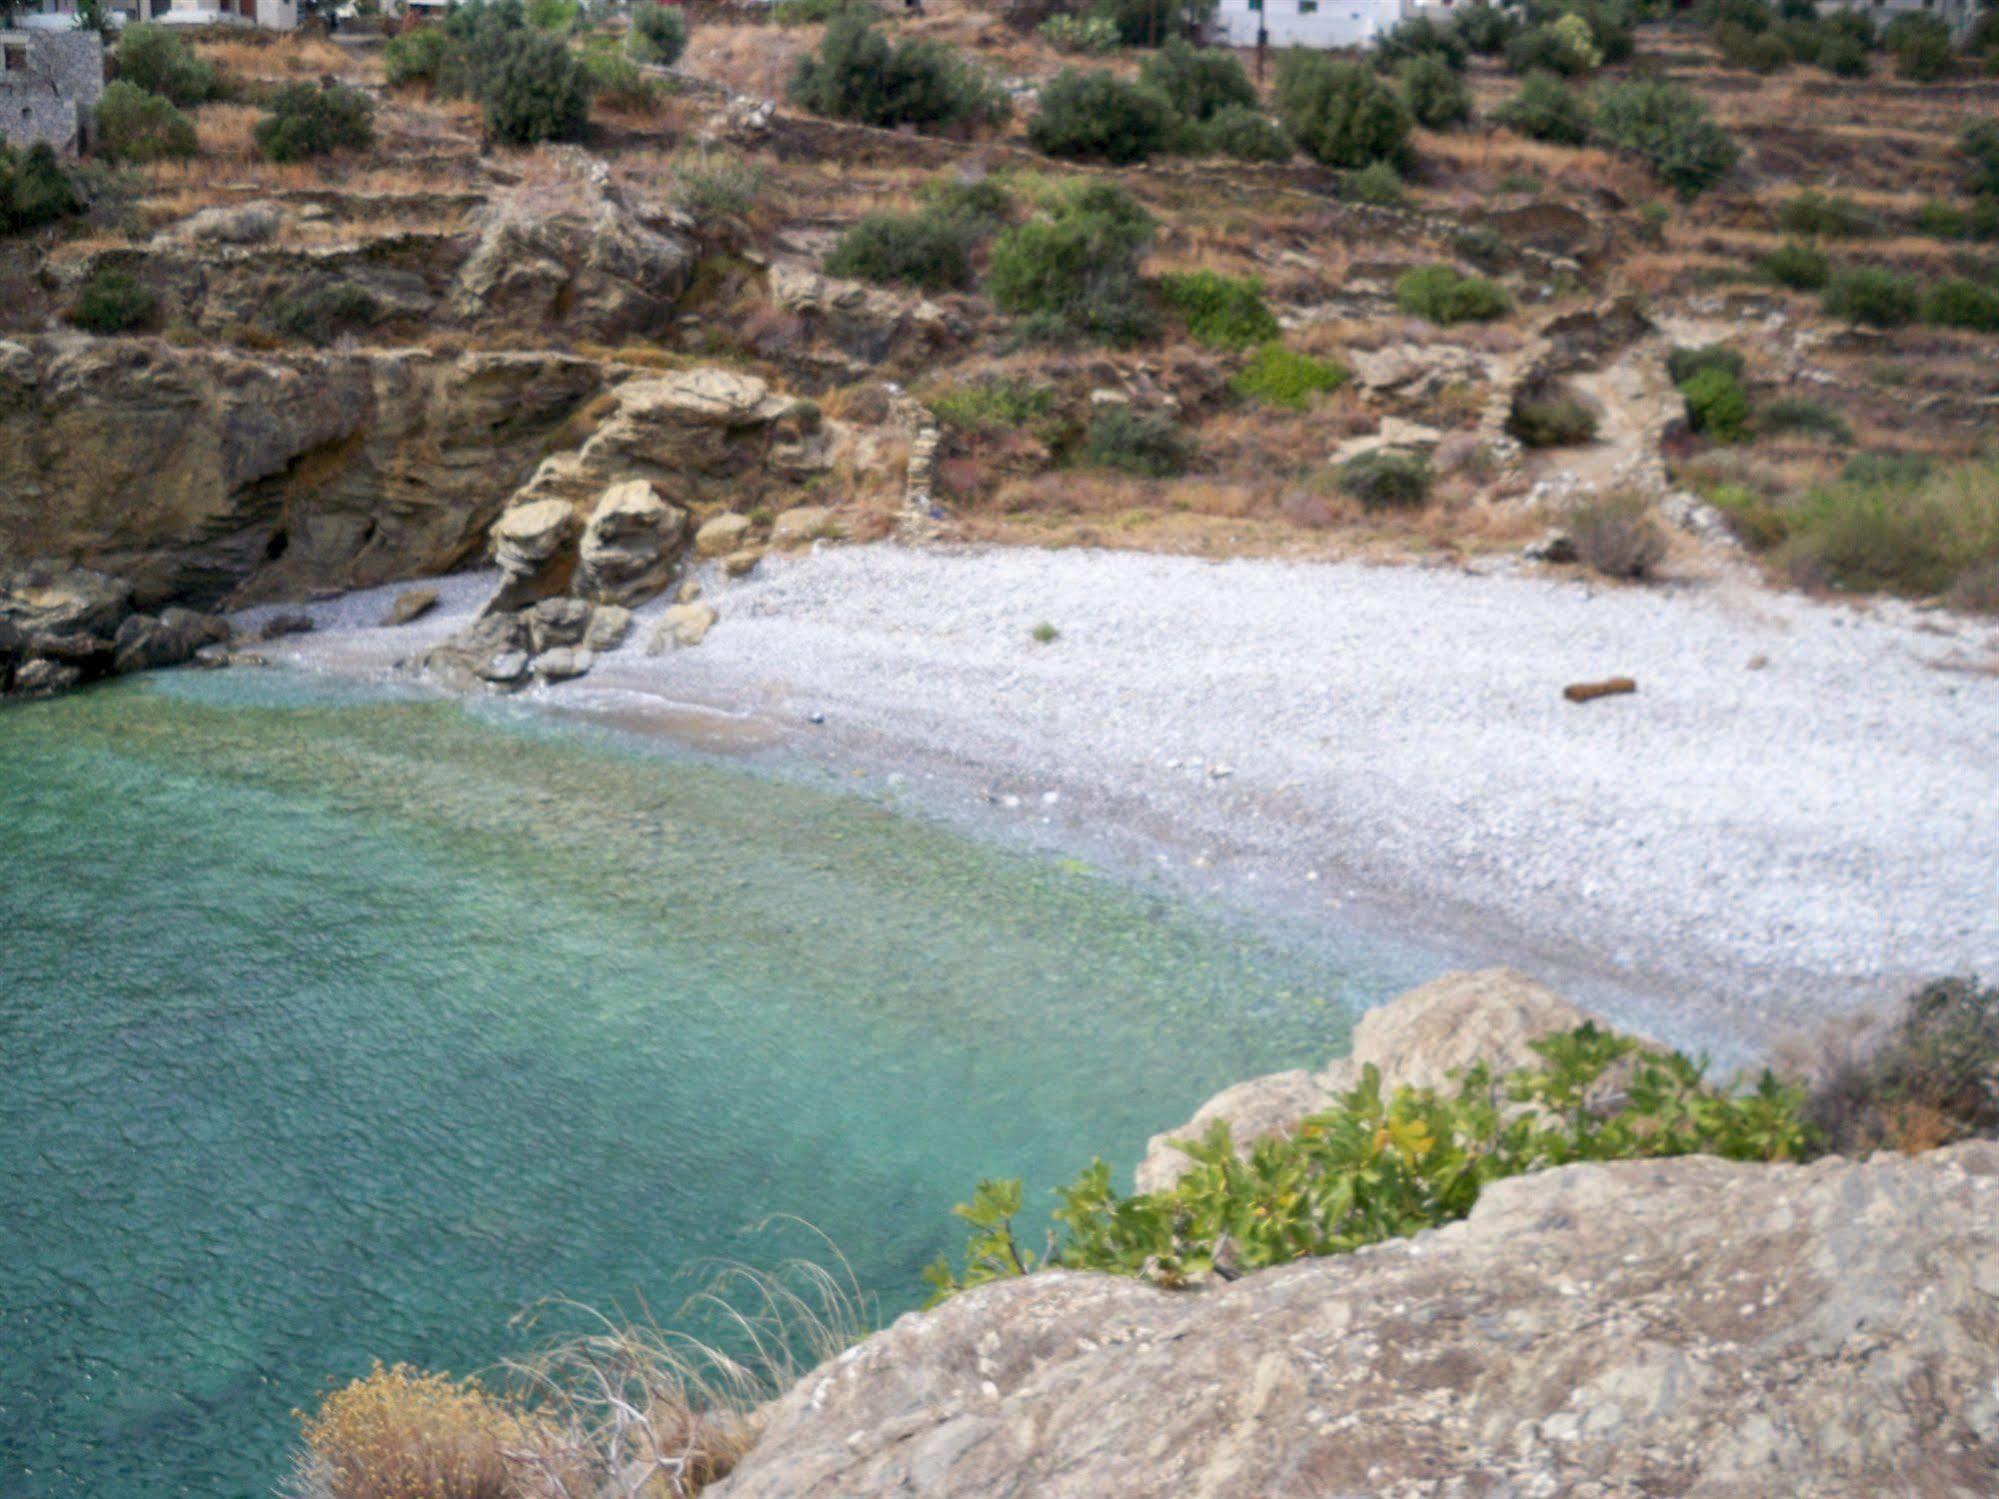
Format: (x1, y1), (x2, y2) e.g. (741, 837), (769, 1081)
(1208, 0), (1406, 49)
(1817, 0), (1978, 41)
(14, 0), (300, 30)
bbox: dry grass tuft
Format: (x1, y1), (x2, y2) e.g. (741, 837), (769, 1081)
(289, 1236), (874, 1499)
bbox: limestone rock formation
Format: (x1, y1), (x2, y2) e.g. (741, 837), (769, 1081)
(450, 199), (693, 342)
(576, 480), (686, 607)
(383, 588), (439, 627)
(770, 505), (836, 549)
(716, 1142), (1999, 1498)
(1137, 969), (1597, 1192)
(694, 511), (753, 558)
(0, 338), (609, 609)
(650, 601), (717, 651)
(0, 564), (225, 697)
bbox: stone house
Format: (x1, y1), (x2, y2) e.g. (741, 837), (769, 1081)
(0, 28), (102, 153)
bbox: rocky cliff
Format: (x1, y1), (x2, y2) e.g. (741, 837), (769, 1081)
(706, 971), (1999, 1497)
(716, 1140), (1999, 1497)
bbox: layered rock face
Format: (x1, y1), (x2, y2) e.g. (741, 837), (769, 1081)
(423, 368), (848, 689)
(0, 337), (609, 610)
(717, 1141), (1999, 1498)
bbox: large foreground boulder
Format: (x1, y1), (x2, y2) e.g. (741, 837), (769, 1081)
(1136, 968), (1597, 1192)
(715, 1142), (1999, 1498)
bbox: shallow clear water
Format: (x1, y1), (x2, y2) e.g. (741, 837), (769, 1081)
(0, 671), (1431, 1498)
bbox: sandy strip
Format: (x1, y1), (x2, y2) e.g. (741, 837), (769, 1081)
(238, 545), (1999, 1060)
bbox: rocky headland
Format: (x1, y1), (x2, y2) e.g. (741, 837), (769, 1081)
(713, 969), (1999, 1498)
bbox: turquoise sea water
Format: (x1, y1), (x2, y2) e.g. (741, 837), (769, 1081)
(0, 671), (1430, 1497)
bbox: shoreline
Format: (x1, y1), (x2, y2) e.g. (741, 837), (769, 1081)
(235, 543), (1999, 1064)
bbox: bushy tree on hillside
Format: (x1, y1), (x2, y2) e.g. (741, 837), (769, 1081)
(0, 142), (81, 235)
(94, 80), (197, 163)
(1591, 79), (1738, 197)
(789, 11), (1007, 133)
(1495, 71), (1590, 144)
(1399, 54), (1471, 128)
(254, 81), (374, 161)
(478, 29), (590, 143)
(627, 2), (688, 65)
(986, 181), (1157, 346)
(1089, 0), (1216, 48)
(1274, 52), (1412, 170)
(1028, 69), (1176, 163)
(116, 24), (218, 107)
(1137, 39), (1255, 121)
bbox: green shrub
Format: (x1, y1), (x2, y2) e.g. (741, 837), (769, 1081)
(1228, 342), (1347, 408)
(1158, 269), (1278, 348)
(67, 269), (157, 335)
(1506, 16), (1602, 77)
(1089, 0), (1216, 47)
(272, 283), (379, 345)
(1138, 38), (1254, 120)
(1821, 265), (1918, 327)
(1760, 396), (1851, 441)
(1345, 159), (1407, 206)
(627, 2), (688, 65)
(1394, 263), (1509, 323)
(1338, 448), (1432, 509)
(1028, 68), (1176, 163)
(1776, 189), (1875, 239)
(477, 29), (590, 144)
(581, 45), (664, 110)
(1816, 30), (1869, 77)
(94, 80), (197, 164)
(1037, 12), (1120, 53)
(1915, 199), (1970, 240)
(772, 0), (855, 23)
(1779, 459), (1999, 596)
(1373, 14), (1469, 71)
(1495, 71), (1590, 145)
(927, 377), (1057, 432)
(524, 0), (581, 30)
(0, 142), (81, 236)
(384, 25), (453, 87)
(1274, 53), (1411, 170)
(1666, 343), (1744, 386)
(1715, 19), (1790, 72)
(1398, 54), (1471, 129)
(1758, 239), (1829, 290)
(116, 23), (218, 107)
(1591, 80), (1738, 198)
(1454, 2), (1520, 54)
(986, 181), (1157, 346)
(1921, 276), (1999, 332)
(789, 13), (1007, 133)
(926, 1024), (1811, 1300)
(254, 81), (374, 162)
(1081, 406), (1188, 476)
(1680, 366), (1751, 442)
(1806, 978), (1999, 1155)
(824, 210), (975, 290)
(1507, 389), (1599, 446)
(920, 174), (1014, 234)
(1198, 105), (1292, 162)
(1884, 12), (1955, 80)
(1963, 121), (1999, 198)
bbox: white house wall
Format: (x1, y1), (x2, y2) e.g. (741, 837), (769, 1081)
(1210, 0), (1405, 50)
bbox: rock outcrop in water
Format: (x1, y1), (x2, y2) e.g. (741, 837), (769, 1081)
(716, 1140), (1999, 1497)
